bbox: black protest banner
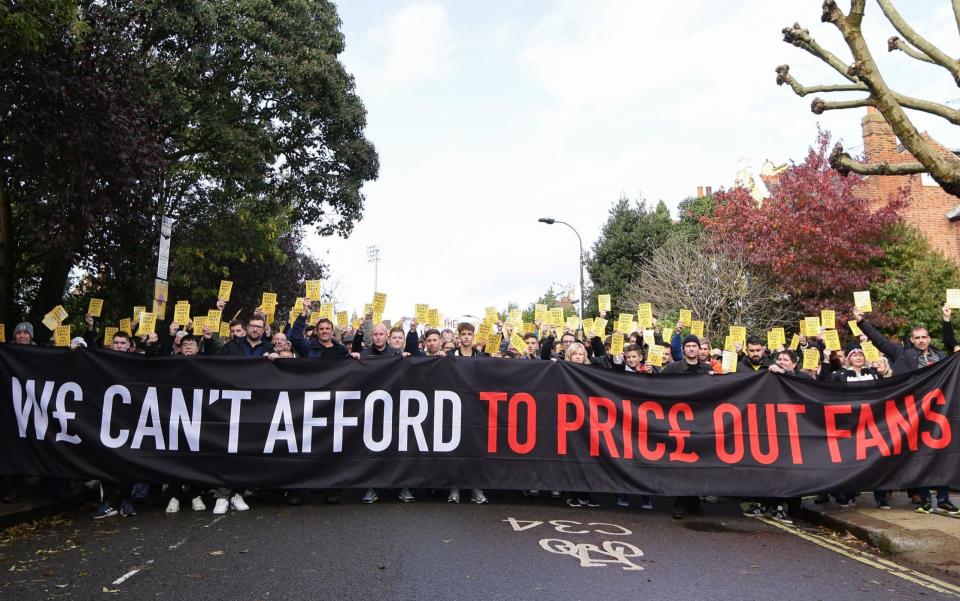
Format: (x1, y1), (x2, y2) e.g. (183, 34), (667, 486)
(1, 344), (958, 497)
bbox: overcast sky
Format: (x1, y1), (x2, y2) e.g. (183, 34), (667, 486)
(306, 1), (960, 322)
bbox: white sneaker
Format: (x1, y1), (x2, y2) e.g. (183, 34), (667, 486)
(191, 496), (206, 511)
(230, 493), (249, 511)
(165, 498), (180, 513)
(447, 489), (460, 503)
(470, 489), (488, 504)
(361, 489), (378, 504)
(213, 498), (229, 515)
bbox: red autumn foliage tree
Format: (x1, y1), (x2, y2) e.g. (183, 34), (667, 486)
(702, 130), (907, 320)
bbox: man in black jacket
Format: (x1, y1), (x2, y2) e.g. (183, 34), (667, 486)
(219, 315), (275, 357)
(853, 307), (943, 375)
(737, 336), (772, 372)
(661, 335), (712, 375)
(290, 314), (350, 360)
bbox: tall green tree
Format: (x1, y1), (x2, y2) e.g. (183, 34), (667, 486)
(584, 197), (675, 315)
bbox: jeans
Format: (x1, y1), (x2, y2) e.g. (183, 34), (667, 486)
(917, 486), (950, 504)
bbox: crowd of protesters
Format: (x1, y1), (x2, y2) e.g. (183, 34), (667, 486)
(3, 294), (958, 526)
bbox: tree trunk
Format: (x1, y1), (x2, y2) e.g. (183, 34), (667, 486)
(29, 252), (73, 338)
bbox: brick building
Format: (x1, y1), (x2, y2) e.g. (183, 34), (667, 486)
(853, 107), (960, 262)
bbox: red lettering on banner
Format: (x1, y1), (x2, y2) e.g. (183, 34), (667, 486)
(885, 395), (919, 455)
(714, 403), (744, 464)
(668, 403), (699, 463)
(588, 397), (619, 458)
(557, 394), (585, 455)
(824, 404), (853, 462)
(621, 400), (634, 460)
(507, 393), (536, 454)
(747, 403), (779, 465)
(855, 404), (891, 460)
(480, 392), (508, 453)
(637, 401), (665, 461)
(777, 403), (806, 464)
(921, 388), (951, 450)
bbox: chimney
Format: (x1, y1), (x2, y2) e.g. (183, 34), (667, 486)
(705, 186), (712, 196)
(697, 186), (704, 197)
(862, 107), (897, 164)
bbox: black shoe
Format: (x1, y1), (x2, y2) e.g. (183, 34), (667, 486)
(672, 499), (686, 520)
(813, 494), (829, 505)
(916, 501), (933, 514)
(939, 500), (960, 515)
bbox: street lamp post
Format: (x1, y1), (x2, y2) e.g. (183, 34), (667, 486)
(538, 217), (585, 328)
(367, 245), (381, 293)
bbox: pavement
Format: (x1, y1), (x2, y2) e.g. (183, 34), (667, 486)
(2, 491), (960, 600)
(800, 491), (960, 580)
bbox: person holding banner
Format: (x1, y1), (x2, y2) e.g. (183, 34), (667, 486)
(219, 315), (275, 357)
(446, 322), (489, 504)
(290, 314), (350, 360)
(162, 336), (209, 514)
(560, 342), (602, 508)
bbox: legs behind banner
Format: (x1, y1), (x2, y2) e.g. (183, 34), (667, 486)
(672, 496), (703, 519)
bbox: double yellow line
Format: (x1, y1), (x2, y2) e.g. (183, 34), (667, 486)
(758, 516), (960, 597)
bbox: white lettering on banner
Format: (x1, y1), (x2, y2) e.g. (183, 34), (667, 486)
(215, 389), (250, 454)
(169, 389), (206, 452)
(52, 382), (82, 444)
(101, 385), (132, 448)
(302, 391), (329, 453)
(433, 390), (461, 452)
(12, 377), (54, 439)
(131, 388), (165, 450)
(264, 392), (297, 454)
(363, 390), (393, 452)
(398, 390), (429, 452)
(333, 391), (360, 453)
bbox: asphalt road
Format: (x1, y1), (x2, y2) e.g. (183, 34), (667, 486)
(1, 491), (958, 600)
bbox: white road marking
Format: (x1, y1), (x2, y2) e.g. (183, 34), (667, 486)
(758, 516), (960, 597)
(110, 560), (154, 585)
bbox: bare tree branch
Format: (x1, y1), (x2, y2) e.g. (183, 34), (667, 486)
(775, 64), (868, 95)
(830, 143), (928, 176)
(782, 23), (861, 83)
(888, 35), (936, 64)
(623, 236), (798, 345)
(877, 0), (960, 85)
(811, 96), (873, 113)
(849, 0), (866, 25)
(954, 0), (960, 36)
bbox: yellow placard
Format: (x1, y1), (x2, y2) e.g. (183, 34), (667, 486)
(41, 314), (59, 331)
(509, 308), (523, 325)
(853, 290), (872, 312)
(523, 323), (535, 335)
(534, 304), (548, 323)
(679, 309), (692, 326)
(207, 309), (222, 327)
(661, 327), (674, 342)
(43, 305), (68, 331)
(484, 306), (498, 322)
(789, 333), (800, 351)
(336, 311), (348, 327)
(690, 320), (704, 338)
(88, 298), (104, 317)
(138, 312), (156, 334)
(218, 280), (233, 301)
(261, 292), (277, 314)
(848, 320), (863, 337)
(647, 344), (664, 367)
(510, 333), (526, 353)
(643, 329), (656, 345)
(729, 325), (746, 344)
(475, 322), (491, 345)
(610, 332), (625, 356)
(53, 305), (68, 322)
(594, 318), (608, 335)
(173, 303), (190, 325)
(549, 308), (564, 327)
(103, 327), (118, 347)
(802, 349), (821, 370)
(616, 313), (633, 333)
(637, 303), (653, 329)
(119, 318), (131, 335)
(773, 327), (786, 346)
(948, 289), (960, 309)
(415, 304), (429, 323)
(767, 331), (779, 350)
(427, 309), (440, 327)
(0, 324), (4, 342)
(372, 292), (387, 314)
(724, 336), (736, 352)
(820, 309), (836, 330)
(804, 316), (821, 336)
(799, 319), (809, 338)
(219, 321), (230, 338)
(133, 306), (146, 322)
(566, 315), (580, 331)
(823, 329), (841, 352)
(597, 294), (611, 313)
(318, 303), (334, 320)
(862, 340), (881, 363)
(192, 316), (207, 333)
(305, 279), (322, 300)
(721, 350), (738, 374)
(487, 333), (502, 353)
(54, 325), (71, 347)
